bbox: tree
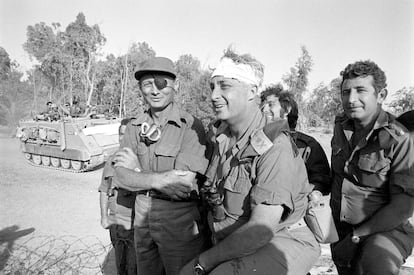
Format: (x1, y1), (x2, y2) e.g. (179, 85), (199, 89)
(63, 13), (106, 105)
(0, 65), (33, 128)
(0, 47), (11, 80)
(307, 77), (343, 126)
(24, 22), (65, 100)
(388, 87), (414, 115)
(175, 54), (214, 128)
(282, 46), (313, 103)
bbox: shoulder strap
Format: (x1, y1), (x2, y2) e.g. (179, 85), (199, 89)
(240, 120), (294, 182)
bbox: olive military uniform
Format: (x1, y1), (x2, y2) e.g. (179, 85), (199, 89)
(205, 109), (320, 274)
(120, 103), (210, 275)
(330, 110), (414, 275)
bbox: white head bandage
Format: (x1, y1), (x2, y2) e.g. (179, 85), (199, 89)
(211, 57), (261, 87)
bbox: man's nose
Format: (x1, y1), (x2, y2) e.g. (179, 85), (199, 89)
(210, 86), (221, 101)
(262, 104), (269, 112)
(348, 89), (358, 102)
(151, 84), (160, 94)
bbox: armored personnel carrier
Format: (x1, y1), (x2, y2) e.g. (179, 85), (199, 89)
(16, 117), (121, 172)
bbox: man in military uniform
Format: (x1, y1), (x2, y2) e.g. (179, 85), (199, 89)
(261, 87), (331, 195)
(330, 60), (414, 275)
(99, 118), (136, 275)
(110, 57), (210, 275)
(180, 48), (320, 275)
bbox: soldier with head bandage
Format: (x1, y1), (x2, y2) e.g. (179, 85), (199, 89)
(180, 48), (320, 275)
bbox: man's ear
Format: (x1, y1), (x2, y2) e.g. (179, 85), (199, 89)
(247, 85), (259, 101)
(377, 88), (388, 104)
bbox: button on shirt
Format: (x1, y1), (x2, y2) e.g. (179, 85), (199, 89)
(331, 110), (414, 233)
(121, 103), (209, 180)
(206, 109), (311, 240)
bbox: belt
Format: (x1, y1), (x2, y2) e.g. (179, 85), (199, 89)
(287, 217), (307, 231)
(136, 190), (196, 202)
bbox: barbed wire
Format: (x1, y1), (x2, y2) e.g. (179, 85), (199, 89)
(1, 234), (112, 274)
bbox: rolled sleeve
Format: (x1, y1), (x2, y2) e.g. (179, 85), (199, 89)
(250, 135), (301, 211)
(175, 118), (209, 174)
(98, 160), (114, 193)
(120, 123), (139, 153)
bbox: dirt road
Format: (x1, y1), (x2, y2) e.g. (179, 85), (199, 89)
(0, 137), (115, 274)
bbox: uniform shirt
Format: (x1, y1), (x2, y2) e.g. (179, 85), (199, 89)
(291, 131), (331, 195)
(206, 109), (311, 241)
(330, 109), (414, 233)
(120, 103), (209, 179)
(98, 157), (135, 230)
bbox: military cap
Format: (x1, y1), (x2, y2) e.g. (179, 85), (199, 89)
(134, 57), (177, 81)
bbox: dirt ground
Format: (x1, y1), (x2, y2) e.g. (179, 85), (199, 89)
(0, 129), (413, 274)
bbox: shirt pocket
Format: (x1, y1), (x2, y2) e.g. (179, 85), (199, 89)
(154, 144), (180, 171)
(222, 167), (252, 217)
(357, 151), (390, 188)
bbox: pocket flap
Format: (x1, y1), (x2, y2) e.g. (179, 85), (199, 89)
(155, 144), (180, 157)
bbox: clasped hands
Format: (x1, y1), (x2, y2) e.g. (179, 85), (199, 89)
(112, 147), (195, 200)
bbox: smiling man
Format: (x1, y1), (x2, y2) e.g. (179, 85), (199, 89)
(180, 48), (320, 275)
(111, 57), (210, 275)
(330, 60), (414, 275)
(261, 86), (331, 195)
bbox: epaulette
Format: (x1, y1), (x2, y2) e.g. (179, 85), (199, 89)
(378, 119), (407, 150)
(241, 120), (290, 159)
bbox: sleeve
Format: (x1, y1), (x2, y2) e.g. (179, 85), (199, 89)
(175, 117), (210, 175)
(389, 133), (414, 196)
(306, 138), (332, 195)
(250, 134), (305, 212)
(120, 122), (139, 153)
(98, 160), (114, 193)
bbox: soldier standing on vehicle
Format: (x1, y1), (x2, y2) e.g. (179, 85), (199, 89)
(111, 56), (210, 275)
(330, 60), (414, 275)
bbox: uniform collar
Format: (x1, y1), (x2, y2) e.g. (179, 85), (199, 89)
(131, 103), (183, 127)
(341, 108), (389, 131)
(214, 108), (265, 156)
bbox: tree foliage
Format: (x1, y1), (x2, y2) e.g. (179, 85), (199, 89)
(0, 47), (12, 80)
(0, 55), (33, 128)
(282, 46), (313, 103)
(387, 87), (414, 115)
(307, 77), (343, 126)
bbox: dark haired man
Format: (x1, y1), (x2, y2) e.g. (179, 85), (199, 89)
(180, 49), (319, 275)
(261, 86), (331, 195)
(99, 117), (136, 275)
(111, 57), (210, 275)
(330, 60), (414, 275)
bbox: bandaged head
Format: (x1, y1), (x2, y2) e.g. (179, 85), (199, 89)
(211, 57), (262, 88)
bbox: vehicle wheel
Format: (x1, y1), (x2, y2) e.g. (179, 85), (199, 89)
(71, 160), (83, 171)
(32, 155), (41, 165)
(61, 159), (71, 169)
(24, 153), (31, 160)
(51, 157), (60, 167)
(41, 156), (50, 166)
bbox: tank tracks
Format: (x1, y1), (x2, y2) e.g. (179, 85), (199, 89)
(23, 153), (102, 173)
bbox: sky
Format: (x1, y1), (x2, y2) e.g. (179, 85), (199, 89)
(1, 0), (413, 102)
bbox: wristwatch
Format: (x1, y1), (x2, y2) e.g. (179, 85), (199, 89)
(193, 257), (206, 275)
(351, 230), (360, 244)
